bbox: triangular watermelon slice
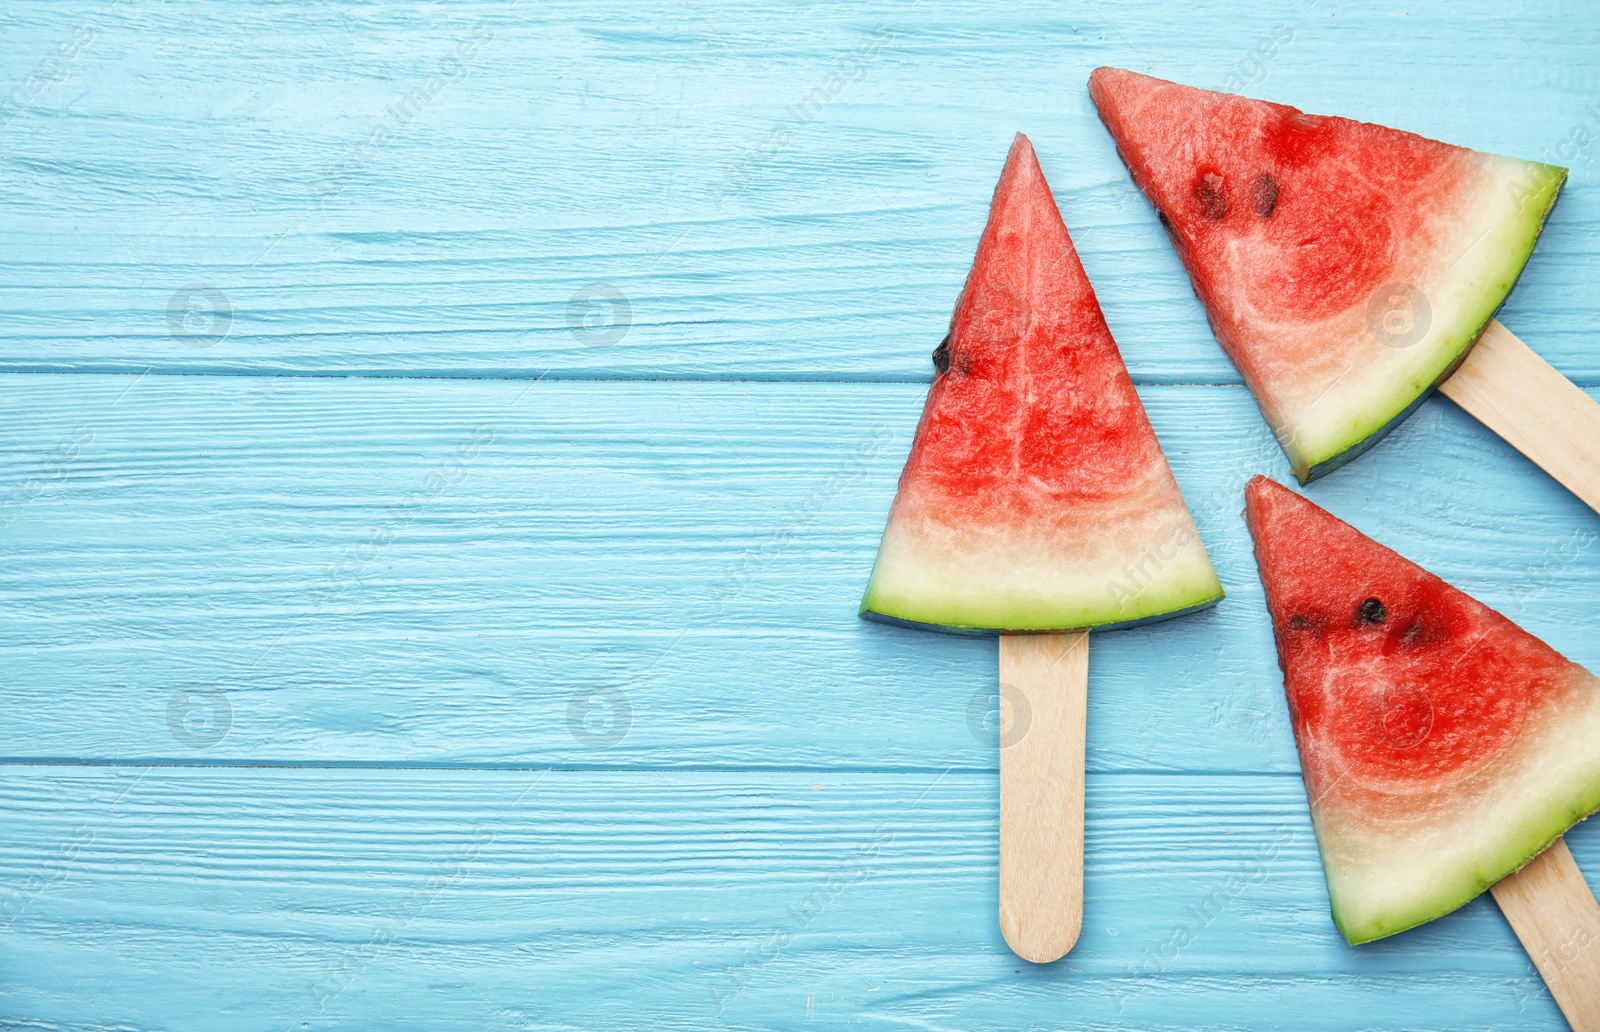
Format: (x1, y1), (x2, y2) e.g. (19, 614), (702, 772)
(1244, 475), (1600, 943)
(861, 134), (1222, 632)
(1090, 69), (1565, 483)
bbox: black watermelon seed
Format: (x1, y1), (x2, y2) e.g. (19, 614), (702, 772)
(1196, 172), (1228, 220)
(1359, 598), (1386, 625)
(1253, 173), (1279, 218)
(932, 335), (951, 374)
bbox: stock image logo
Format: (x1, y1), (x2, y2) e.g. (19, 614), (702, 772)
(566, 686), (632, 749)
(966, 683), (1032, 749)
(566, 283), (632, 347)
(167, 687), (233, 748)
(1365, 282), (1430, 350)
(968, 282), (1031, 352)
(1368, 682), (1433, 750)
(167, 285), (234, 347)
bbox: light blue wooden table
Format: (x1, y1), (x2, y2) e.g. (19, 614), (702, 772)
(2, 1), (1598, 1028)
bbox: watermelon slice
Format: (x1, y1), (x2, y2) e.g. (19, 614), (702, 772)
(860, 134), (1222, 633)
(1089, 69), (1565, 483)
(1244, 475), (1600, 943)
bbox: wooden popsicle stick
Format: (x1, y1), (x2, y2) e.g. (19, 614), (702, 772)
(1440, 320), (1600, 516)
(1490, 837), (1600, 1031)
(998, 630), (1088, 963)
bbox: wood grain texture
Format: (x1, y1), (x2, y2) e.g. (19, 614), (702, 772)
(4, 1), (1600, 1028)
(0, 766), (1591, 1031)
(2, 375), (1597, 772)
(1492, 838), (1600, 1032)
(0, 1), (1596, 383)
(1442, 320), (1600, 518)
(998, 631), (1088, 963)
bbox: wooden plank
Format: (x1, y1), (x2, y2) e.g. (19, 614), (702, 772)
(2, 375), (1598, 770)
(0, 1), (1595, 382)
(0, 767), (1589, 1029)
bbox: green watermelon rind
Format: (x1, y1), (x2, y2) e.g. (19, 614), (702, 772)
(1294, 161), (1566, 484)
(858, 575), (1224, 636)
(1331, 779), (1600, 945)
(1299, 349), (1467, 483)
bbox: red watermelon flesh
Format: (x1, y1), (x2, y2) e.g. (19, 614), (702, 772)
(860, 135), (1222, 632)
(1090, 69), (1564, 483)
(1244, 475), (1600, 943)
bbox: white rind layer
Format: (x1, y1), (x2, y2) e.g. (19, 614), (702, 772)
(861, 461), (1222, 632)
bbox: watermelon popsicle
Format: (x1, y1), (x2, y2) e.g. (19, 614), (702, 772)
(1245, 476), (1600, 1027)
(860, 134), (1223, 962)
(1087, 69), (1600, 513)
